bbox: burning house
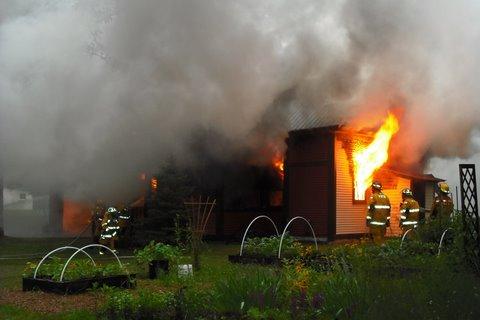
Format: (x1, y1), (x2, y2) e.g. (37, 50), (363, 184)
(284, 114), (443, 241)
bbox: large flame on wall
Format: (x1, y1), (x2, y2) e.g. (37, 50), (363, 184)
(353, 113), (399, 200)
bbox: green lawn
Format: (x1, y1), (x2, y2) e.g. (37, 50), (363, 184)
(1, 236), (480, 319)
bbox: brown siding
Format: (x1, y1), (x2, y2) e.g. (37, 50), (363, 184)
(288, 165), (329, 236)
(286, 129), (335, 238)
(287, 129), (333, 165)
(424, 182), (435, 219)
(221, 211), (283, 238)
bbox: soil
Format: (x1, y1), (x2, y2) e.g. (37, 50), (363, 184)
(0, 288), (103, 314)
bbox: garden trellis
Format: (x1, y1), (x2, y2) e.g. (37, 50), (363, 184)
(184, 196), (216, 270)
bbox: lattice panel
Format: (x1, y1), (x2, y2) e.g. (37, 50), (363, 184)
(459, 164), (480, 271)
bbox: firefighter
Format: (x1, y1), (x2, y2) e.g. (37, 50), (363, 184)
(92, 200), (106, 244)
(431, 182), (454, 222)
(399, 188), (420, 233)
(99, 206), (121, 254)
(117, 205), (131, 229)
(366, 181), (391, 245)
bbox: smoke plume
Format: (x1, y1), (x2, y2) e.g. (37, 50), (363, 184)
(1, 0), (480, 201)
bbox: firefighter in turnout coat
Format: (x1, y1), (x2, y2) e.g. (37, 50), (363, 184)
(431, 182), (454, 222)
(366, 181), (391, 245)
(92, 200), (106, 244)
(99, 206), (121, 253)
(399, 188), (420, 233)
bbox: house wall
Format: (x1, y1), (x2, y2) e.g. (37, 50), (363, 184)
(335, 135), (366, 235)
(286, 128), (335, 238)
(334, 134), (411, 237)
(3, 189), (51, 237)
(424, 182), (435, 219)
(383, 176), (411, 236)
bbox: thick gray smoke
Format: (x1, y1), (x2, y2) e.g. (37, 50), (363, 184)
(1, 0), (480, 201)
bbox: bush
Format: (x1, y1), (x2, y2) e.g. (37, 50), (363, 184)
(23, 257), (128, 281)
(243, 235), (303, 258)
(99, 289), (176, 320)
(134, 241), (180, 265)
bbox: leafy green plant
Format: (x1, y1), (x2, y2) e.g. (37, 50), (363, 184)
(243, 235), (303, 258)
(134, 241), (180, 265)
(99, 289), (176, 320)
(23, 258), (129, 281)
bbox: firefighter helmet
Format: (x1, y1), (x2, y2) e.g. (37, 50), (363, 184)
(402, 188), (413, 197)
(107, 207), (117, 213)
(438, 182), (450, 194)
(372, 181), (382, 191)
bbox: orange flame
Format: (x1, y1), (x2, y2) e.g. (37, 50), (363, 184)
(273, 154), (284, 180)
(353, 113), (399, 200)
(150, 177), (158, 191)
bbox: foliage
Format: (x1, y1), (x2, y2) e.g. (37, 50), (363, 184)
(0, 305), (96, 320)
(133, 160), (195, 245)
(99, 288), (176, 320)
(134, 241), (180, 265)
(243, 235), (303, 258)
(23, 258), (128, 281)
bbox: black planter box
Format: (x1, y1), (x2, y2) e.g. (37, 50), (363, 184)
(148, 259), (169, 279)
(22, 274), (136, 294)
(228, 254), (281, 265)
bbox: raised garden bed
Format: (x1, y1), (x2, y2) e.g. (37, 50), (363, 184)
(228, 254), (281, 265)
(22, 274), (136, 294)
(22, 244), (135, 294)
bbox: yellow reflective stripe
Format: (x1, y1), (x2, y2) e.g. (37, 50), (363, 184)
(400, 215), (407, 220)
(402, 221), (418, 225)
(370, 221), (386, 226)
(409, 209), (420, 213)
(374, 205), (391, 209)
(386, 216), (391, 220)
(366, 216), (372, 220)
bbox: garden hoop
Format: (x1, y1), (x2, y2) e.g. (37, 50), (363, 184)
(33, 246), (96, 279)
(400, 228), (417, 249)
(240, 215), (279, 256)
(437, 228), (453, 256)
(59, 244), (125, 282)
(278, 216), (318, 259)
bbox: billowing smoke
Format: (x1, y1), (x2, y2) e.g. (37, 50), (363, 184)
(1, 0), (480, 201)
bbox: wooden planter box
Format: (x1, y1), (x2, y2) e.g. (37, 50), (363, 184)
(148, 259), (169, 279)
(22, 274), (136, 294)
(228, 253), (347, 272)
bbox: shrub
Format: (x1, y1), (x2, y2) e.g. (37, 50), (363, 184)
(243, 235), (303, 258)
(99, 289), (176, 320)
(134, 241), (180, 265)
(23, 258), (129, 281)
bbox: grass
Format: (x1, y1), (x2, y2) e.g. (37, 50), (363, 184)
(1, 236), (480, 319)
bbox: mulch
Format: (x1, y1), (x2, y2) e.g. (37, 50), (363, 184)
(0, 288), (104, 314)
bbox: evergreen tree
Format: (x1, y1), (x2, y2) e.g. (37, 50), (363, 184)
(133, 160), (194, 245)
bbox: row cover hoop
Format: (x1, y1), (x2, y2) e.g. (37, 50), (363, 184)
(240, 215), (279, 256)
(34, 246), (95, 279)
(59, 244), (125, 282)
(278, 216), (318, 259)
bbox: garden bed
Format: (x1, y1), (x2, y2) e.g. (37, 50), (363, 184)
(228, 254), (281, 265)
(22, 274), (136, 294)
